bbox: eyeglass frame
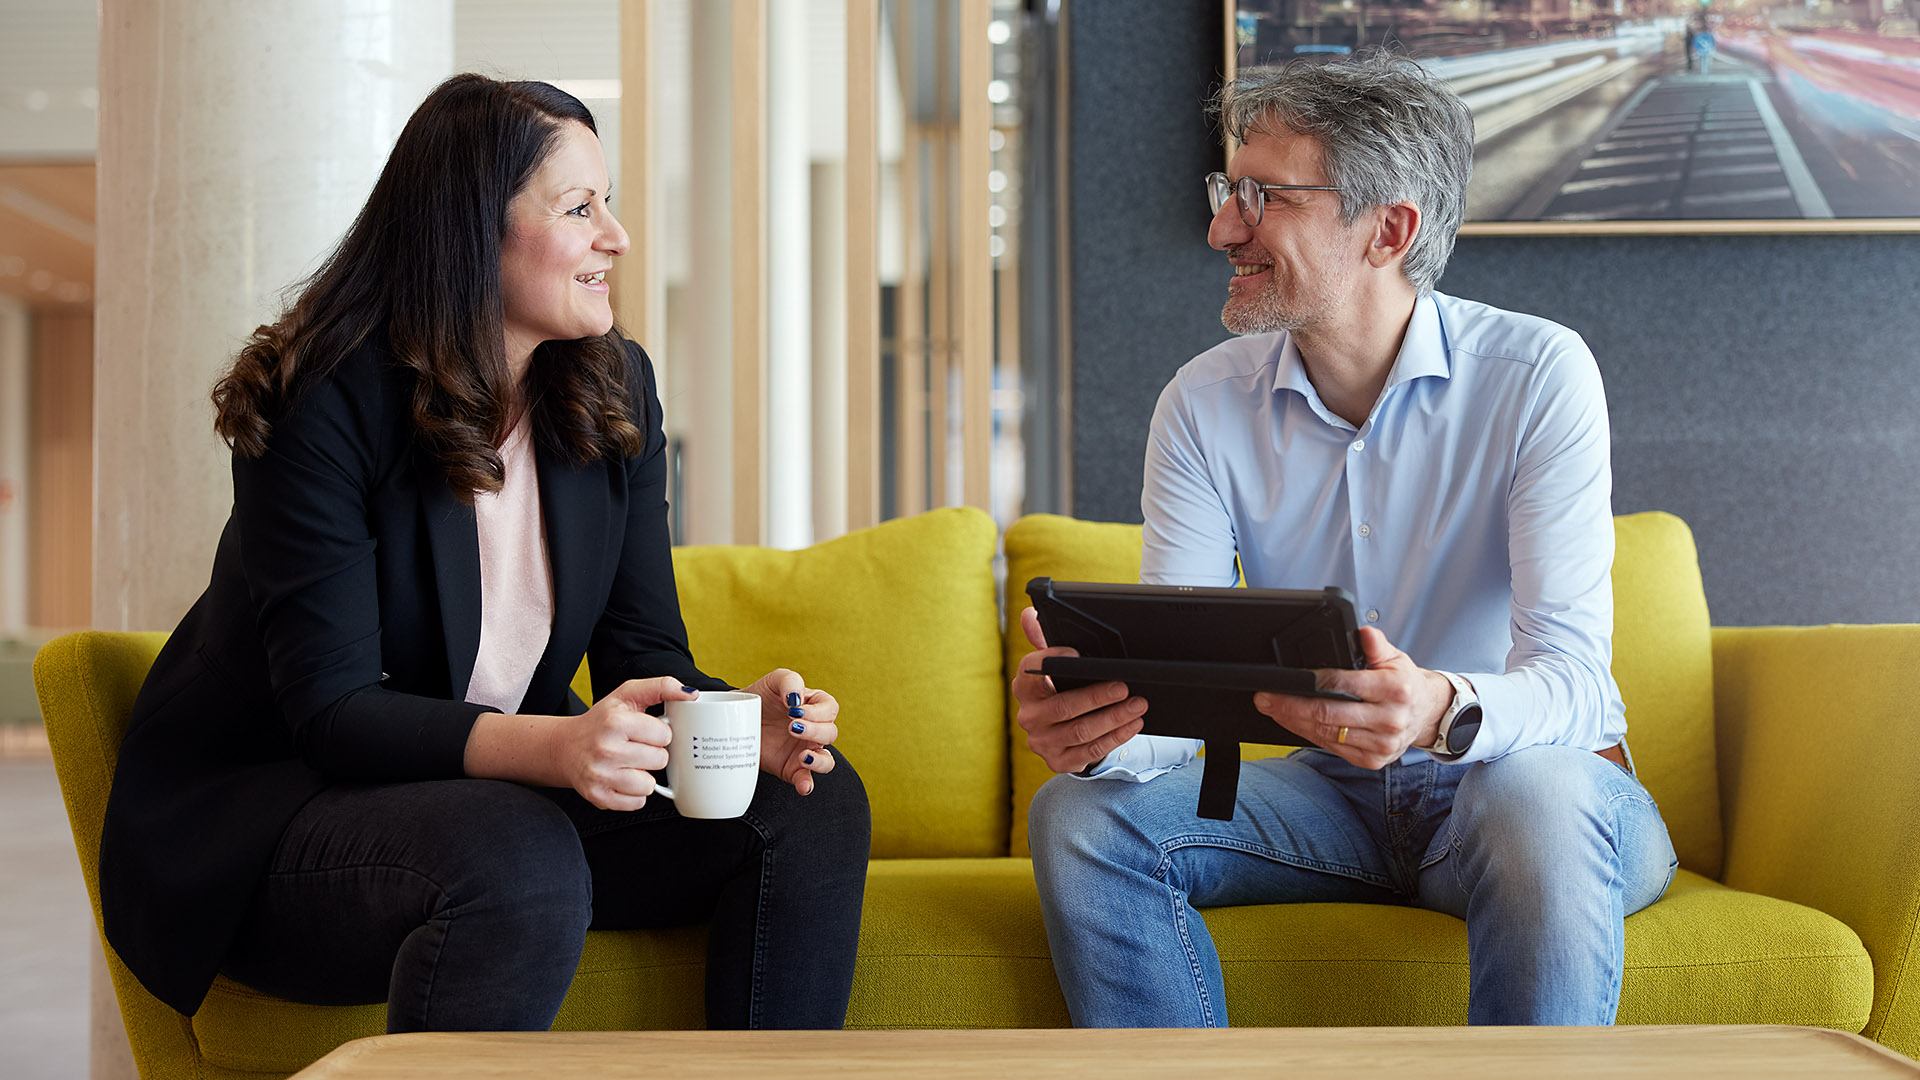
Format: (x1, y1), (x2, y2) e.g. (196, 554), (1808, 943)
(1206, 171), (1344, 227)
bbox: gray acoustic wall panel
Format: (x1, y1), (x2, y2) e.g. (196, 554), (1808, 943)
(1442, 234), (1920, 627)
(1065, 1), (1228, 527)
(1064, 1), (1920, 627)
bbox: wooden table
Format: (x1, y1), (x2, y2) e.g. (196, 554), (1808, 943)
(294, 1026), (1919, 1078)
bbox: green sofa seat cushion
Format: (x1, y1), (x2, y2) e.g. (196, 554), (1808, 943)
(189, 921), (710, 1076)
(847, 861), (1871, 1031)
(190, 860), (1871, 1073)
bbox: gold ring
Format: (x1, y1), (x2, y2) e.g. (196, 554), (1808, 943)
(1337, 726), (1349, 745)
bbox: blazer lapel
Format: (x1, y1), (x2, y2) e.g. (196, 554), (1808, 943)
(533, 440), (611, 702)
(418, 452), (484, 699)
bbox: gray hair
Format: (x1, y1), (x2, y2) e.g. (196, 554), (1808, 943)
(1214, 51), (1474, 294)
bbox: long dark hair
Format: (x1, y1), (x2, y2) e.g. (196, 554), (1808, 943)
(212, 74), (645, 500)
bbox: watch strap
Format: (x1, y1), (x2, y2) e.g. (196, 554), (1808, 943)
(1430, 671), (1480, 758)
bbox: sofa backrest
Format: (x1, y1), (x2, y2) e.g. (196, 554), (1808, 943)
(1610, 512), (1723, 876)
(1002, 511), (1724, 877)
(33, 631), (200, 1078)
(662, 507), (1009, 858)
(35, 630), (172, 899)
(38, 507), (1722, 874)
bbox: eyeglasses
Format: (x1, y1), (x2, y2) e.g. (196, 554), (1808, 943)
(1206, 171), (1343, 227)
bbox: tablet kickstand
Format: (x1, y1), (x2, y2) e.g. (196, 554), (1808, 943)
(1197, 740), (1241, 821)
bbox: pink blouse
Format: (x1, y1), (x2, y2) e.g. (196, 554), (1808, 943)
(464, 415), (554, 714)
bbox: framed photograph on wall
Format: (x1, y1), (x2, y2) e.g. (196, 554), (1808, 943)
(1226, 0), (1920, 233)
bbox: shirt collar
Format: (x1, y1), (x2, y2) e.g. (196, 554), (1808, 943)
(1385, 293), (1451, 390)
(1269, 293), (1452, 400)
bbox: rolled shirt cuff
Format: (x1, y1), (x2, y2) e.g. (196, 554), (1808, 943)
(1073, 734), (1203, 783)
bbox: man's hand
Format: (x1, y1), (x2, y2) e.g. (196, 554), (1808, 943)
(1252, 627), (1455, 770)
(1012, 607), (1149, 774)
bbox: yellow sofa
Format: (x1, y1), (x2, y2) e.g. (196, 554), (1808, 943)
(34, 507), (1920, 1078)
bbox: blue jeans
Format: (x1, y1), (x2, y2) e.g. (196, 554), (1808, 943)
(1028, 744), (1678, 1026)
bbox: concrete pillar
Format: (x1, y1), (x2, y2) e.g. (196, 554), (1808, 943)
(93, 0), (452, 632)
(91, 3), (452, 1075)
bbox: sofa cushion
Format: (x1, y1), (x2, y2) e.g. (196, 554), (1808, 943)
(185, 860), (1872, 1069)
(849, 861), (1869, 1029)
(1002, 515), (1145, 859)
(191, 924), (710, 1076)
(1001, 512), (1724, 875)
(646, 507), (1008, 859)
(1609, 512), (1723, 877)
(1215, 868), (1868, 1027)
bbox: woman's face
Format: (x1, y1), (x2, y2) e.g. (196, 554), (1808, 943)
(500, 120), (630, 364)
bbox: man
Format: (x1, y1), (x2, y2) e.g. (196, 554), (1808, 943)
(1013, 54), (1678, 1028)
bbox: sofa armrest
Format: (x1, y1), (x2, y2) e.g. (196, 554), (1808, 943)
(1713, 624), (1920, 1054)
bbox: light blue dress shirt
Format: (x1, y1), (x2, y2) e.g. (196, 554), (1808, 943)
(1085, 291), (1624, 781)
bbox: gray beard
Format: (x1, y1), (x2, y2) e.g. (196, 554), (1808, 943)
(1222, 293), (1305, 336)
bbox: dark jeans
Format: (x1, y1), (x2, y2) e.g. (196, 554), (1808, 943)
(221, 755), (871, 1032)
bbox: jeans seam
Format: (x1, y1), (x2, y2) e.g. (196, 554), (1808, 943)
(1161, 833), (1393, 890)
(573, 803), (678, 839)
(416, 896), (452, 1029)
(262, 861), (448, 889)
(1602, 787), (1630, 1018)
(1150, 850), (1216, 1026)
(739, 810), (777, 1030)
(1443, 829), (1467, 895)
(1395, 762), (1440, 890)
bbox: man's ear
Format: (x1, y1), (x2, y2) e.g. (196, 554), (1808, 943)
(1366, 201), (1421, 271)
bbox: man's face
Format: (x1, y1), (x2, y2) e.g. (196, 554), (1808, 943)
(1207, 128), (1368, 336)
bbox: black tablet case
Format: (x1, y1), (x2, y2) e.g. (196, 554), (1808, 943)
(1026, 577), (1366, 821)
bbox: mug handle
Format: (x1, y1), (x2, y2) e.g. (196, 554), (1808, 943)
(653, 783), (677, 800)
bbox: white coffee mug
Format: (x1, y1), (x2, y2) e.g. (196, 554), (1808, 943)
(655, 691), (761, 818)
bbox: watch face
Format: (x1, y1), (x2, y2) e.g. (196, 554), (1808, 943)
(1446, 706), (1484, 755)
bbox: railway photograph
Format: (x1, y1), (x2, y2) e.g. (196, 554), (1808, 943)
(1233, 0), (1920, 220)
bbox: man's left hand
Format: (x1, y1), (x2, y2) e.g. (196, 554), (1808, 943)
(1251, 627), (1454, 770)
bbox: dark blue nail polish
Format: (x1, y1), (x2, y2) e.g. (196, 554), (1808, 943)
(786, 692), (801, 709)
(804, 752), (815, 765)
(679, 685), (696, 694)
(790, 719), (806, 733)
(789, 706), (805, 718)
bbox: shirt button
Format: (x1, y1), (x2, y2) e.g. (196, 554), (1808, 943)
(1357, 522), (1372, 538)
(1366, 608), (1380, 623)
(1351, 439), (1366, 453)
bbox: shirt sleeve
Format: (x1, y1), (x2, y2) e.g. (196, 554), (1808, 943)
(1078, 370), (1231, 781)
(1140, 370), (1241, 590)
(1072, 731), (1204, 782)
(1450, 333), (1625, 764)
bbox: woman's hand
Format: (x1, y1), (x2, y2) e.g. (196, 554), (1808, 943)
(553, 677), (701, 810)
(744, 668), (841, 795)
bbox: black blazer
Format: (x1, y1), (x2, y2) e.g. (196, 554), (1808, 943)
(98, 338), (727, 1016)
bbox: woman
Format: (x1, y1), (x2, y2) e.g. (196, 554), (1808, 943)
(97, 74), (871, 1032)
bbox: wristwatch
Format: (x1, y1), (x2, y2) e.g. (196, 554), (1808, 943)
(1429, 671), (1484, 759)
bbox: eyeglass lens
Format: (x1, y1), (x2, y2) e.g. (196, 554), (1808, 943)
(1204, 173), (1263, 227)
